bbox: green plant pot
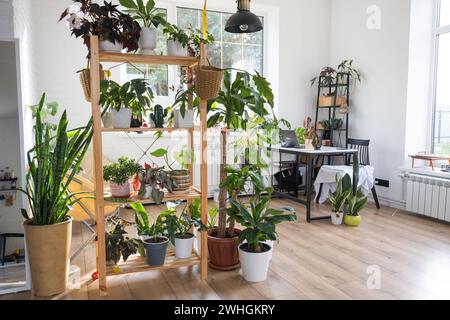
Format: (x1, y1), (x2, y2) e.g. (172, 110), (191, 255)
(344, 215), (361, 227)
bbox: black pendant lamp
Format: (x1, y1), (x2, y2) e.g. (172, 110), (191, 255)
(225, 0), (263, 34)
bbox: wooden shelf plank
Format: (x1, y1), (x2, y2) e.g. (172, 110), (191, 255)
(104, 187), (201, 206)
(106, 251), (201, 276)
(101, 127), (194, 133)
(99, 52), (198, 67)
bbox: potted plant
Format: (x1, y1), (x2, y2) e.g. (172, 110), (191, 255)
(100, 79), (153, 129)
(186, 26), (215, 57)
(228, 186), (296, 282)
(302, 117), (320, 150)
(103, 157), (142, 198)
(203, 70), (278, 270)
(119, 0), (167, 55)
(59, 0), (141, 53)
(328, 175), (352, 225)
(320, 118), (343, 140)
(137, 164), (174, 203)
(105, 218), (138, 266)
(19, 94), (93, 297)
(172, 212), (195, 259)
(150, 147), (194, 194)
(133, 203), (169, 266)
(344, 188), (368, 227)
(163, 23), (190, 56)
(171, 87), (196, 128)
(310, 60), (361, 108)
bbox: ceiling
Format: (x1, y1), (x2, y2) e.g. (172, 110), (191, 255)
(0, 41), (19, 119)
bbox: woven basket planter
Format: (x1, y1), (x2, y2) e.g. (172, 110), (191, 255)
(170, 170), (191, 194)
(194, 65), (224, 100)
(78, 64), (109, 102)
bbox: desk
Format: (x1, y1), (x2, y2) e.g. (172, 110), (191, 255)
(270, 146), (358, 223)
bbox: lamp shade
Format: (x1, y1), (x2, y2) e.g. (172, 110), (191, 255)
(225, 0), (263, 34)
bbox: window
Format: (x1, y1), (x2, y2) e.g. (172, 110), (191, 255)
(432, 0), (450, 155)
(124, 4), (264, 101)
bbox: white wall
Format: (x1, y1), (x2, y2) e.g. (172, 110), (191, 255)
(329, 0), (412, 206)
(0, 0), (14, 38)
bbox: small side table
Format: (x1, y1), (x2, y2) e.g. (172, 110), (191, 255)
(409, 154), (450, 171)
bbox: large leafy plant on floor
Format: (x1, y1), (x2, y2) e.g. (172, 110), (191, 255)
(20, 93), (93, 225)
(227, 185), (297, 252)
(206, 70), (283, 239)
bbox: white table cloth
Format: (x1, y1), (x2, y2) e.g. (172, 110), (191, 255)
(314, 165), (375, 203)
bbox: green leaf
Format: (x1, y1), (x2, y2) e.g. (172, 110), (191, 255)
(150, 148), (167, 158)
(119, 0), (138, 9)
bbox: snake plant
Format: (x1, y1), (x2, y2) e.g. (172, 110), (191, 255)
(20, 93), (93, 225)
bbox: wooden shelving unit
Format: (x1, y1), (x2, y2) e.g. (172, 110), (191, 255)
(89, 36), (208, 296)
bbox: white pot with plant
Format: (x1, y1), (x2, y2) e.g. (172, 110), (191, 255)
(101, 79), (153, 129)
(229, 185), (297, 282)
(163, 23), (189, 56)
(172, 213), (195, 259)
(151, 147), (195, 194)
(328, 174), (352, 225)
(119, 0), (167, 55)
(103, 157), (142, 199)
(19, 94), (92, 297)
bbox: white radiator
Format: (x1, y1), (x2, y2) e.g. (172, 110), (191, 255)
(404, 174), (450, 221)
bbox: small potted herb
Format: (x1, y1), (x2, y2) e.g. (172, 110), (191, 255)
(150, 147), (194, 194)
(173, 213), (195, 259)
(119, 0), (167, 55)
(344, 187), (368, 227)
(228, 186), (296, 282)
(103, 157), (142, 198)
(328, 175), (351, 225)
(59, 0), (141, 53)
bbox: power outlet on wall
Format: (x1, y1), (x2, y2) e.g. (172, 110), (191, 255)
(375, 178), (389, 188)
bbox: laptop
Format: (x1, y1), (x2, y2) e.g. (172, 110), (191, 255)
(279, 130), (302, 148)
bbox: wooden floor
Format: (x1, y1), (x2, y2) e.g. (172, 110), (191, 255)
(2, 200), (450, 300)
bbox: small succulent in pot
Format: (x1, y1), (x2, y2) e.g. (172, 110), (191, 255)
(103, 157), (142, 198)
(59, 0), (141, 53)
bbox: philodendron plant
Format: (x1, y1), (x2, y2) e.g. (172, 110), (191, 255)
(119, 0), (166, 28)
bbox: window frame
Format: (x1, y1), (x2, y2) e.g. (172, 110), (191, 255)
(431, 0), (450, 153)
(120, 0), (278, 110)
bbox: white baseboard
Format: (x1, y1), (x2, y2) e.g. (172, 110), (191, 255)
(368, 194), (406, 211)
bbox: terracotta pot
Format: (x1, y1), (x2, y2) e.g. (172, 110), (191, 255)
(207, 228), (241, 271)
(24, 217), (72, 297)
(110, 181), (130, 198)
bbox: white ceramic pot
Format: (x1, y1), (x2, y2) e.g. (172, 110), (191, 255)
(112, 109), (132, 128)
(139, 27), (157, 55)
(305, 139), (314, 150)
(331, 211), (344, 225)
(264, 240), (273, 261)
(173, 109), (194, 128)
(109, 181), (130, 198)
(99, 40), (123, 52)
(239, 242), (272, 282)
(167, 40), (188, 56)
(102, 112), (113, 128)
(175, 233), (194, 259)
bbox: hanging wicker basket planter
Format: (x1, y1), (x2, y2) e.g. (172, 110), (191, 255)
(78, 62), (110, 102)
(194, 64), (224, 100)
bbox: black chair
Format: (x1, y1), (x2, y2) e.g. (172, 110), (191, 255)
(316, 138), (380, 209)
(0, 233), (24, 266)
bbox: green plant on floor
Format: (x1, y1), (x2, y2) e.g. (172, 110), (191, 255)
(119, 0), (167, 28)
(105, 221), (138, 265)
(346, 188), (368, 217)
(100, 79), (154, 120)
(328, 175), (352, 218)
(219, 165), (265, 237)
(20, 93), (93, 225)
(227, 186), (297, 252)
(103, 157), (142, 185)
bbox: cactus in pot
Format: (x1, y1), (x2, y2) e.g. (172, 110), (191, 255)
(150, 104), (164, 128)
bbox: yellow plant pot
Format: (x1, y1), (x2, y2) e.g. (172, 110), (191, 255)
(344, 215), (361, 227)
(24, 217), (72, 297)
